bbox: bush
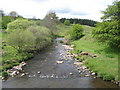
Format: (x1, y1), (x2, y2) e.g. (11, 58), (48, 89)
(2, 72), (9, 78)
(8, 29), (36, 52)
(7, 18), (35, 32)
(70, 24), (84, 40)
(27, 26), (52, 50)
(64, 20), (70, 26)
(2, 16), (11, 29)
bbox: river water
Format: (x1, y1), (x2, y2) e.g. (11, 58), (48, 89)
(2, 38), (118, 88)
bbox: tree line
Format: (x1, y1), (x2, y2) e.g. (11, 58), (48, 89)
(59, 18), (97, 27)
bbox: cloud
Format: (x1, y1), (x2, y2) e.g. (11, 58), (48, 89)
(53, 8), (71, 14)
(70, 12), (88, 16)
(0, 0), (114, 21)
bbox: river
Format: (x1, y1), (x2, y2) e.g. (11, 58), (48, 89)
(2, 38), (118, 88)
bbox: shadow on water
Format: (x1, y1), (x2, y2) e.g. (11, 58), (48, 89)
(2, 38), (119, 88)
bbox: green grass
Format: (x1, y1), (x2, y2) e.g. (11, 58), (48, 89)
(1, 32), (33, 72)
(56, 24), (72, 37)
(70, 25), (119, 81)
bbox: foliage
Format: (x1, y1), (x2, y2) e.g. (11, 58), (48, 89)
(2, 16), (11, 29)
(71, 25), (118, 81)
(70, 24), (84, 40)
(41, 11), (59, 34)
(27, 26), (52, 50)
(7, 18), (35, 32)
(9, 11), (18, 20)
(7, 29), (36, 52)
(64, 20), (70, 26)
(93, 0), (120, 48)
(2, 72), (9, 78)
(60, 18), (97, 27)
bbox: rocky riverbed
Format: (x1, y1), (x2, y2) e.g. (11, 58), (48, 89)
(2, 38), (119, 88)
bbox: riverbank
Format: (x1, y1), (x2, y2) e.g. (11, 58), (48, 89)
(2, 37), (119, 88)
(68, 25), (119, 85)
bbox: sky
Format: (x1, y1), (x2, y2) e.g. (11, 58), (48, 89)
(0, 0), (115, 21)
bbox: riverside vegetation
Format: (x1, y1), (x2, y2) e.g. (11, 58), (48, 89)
(0, 0), (119, 85)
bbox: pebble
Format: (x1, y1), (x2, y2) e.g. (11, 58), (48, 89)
(20, 73), (25, 77)
(69, 73), (73, 75)
(91, 72), (96, 75)
(56, 61), (64, 64)
(85, 74), (90, 77)
(37, 71), (41, 74)
(82, 66), (87, 69)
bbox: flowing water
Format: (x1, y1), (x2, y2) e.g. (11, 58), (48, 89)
(2, 38), (118, 88)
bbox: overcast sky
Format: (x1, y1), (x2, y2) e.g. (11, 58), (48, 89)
(0, 0), (115, 21)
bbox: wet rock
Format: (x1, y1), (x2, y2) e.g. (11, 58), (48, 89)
(20, 73), (25, 77)
(2, 77), (5, 80)
(85, 74), (90, 77)
(82, 66), (87, 69)
(37, 71), (41, 74)
(56, 61), (64, 64)
(91, 72), (96, 75)
(69, 73), (73, 75)
(74, 62), (83, 66)
(77, 67), (81, 70)
(10, 71), (17, 76)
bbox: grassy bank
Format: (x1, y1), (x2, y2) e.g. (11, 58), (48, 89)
(1, 32), (33, 72)
(70, 25), (118, 81)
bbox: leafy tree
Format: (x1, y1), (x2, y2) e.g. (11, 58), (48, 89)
(64, 20), (70, 26)
(9, 11), (18, 20)
(93, 0), (120, 47)
(27, 26), (52, 50)
(0, 10), (4, 16)
(2, 16), (11, 29)
(7, 18), (35, 32)
(8, 29), (36, 52)
(60, 18), (97, 27)
(41, 11), (59, 34)
(70, 24), (84, 40)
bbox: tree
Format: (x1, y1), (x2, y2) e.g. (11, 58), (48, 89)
(93, 0), (120, 47)
(70, 24), (84, 40)
(64, 20), (70, 26)
(41, 11), (59, 34)
(27, 26), (52, 50)
(7, 18), (35, 32)
(0, 10), (4, 16)
(2, 16), (11, 29)
(9, 11), (18, 20)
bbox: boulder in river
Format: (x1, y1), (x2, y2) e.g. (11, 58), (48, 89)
(69, 73), (73, 75)
(37, 71), (41, 74)
(56, 61), (64, 64)
(74, 62), (83, 66)
(20, 73), (25, 77)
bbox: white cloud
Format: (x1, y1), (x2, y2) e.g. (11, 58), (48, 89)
(0, 0), (114, 21)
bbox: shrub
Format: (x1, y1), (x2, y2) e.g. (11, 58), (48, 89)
(2, 72), (9, 78)
(2, 16), (11, 29)
(7, 18), (35, 32)
(27, 26), (52, 50)
(8, 29), (36, 52)
(64, 20), (70, 26)
(70, 24), (84, 40)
